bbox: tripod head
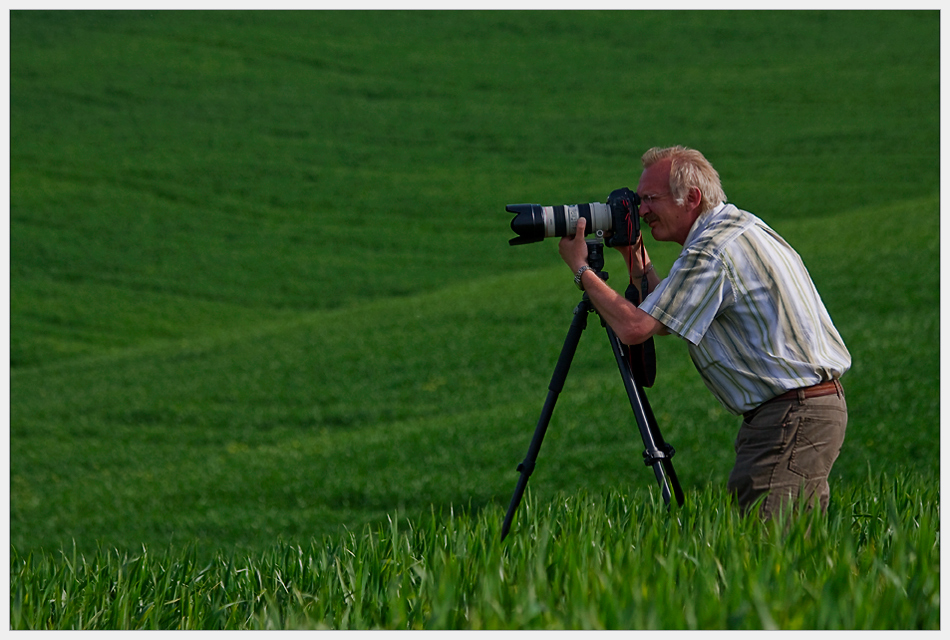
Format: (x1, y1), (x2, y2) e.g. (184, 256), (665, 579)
(586, 239), (607, 280)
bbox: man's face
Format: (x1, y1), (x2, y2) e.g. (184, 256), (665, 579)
(637, 158), (696, 245)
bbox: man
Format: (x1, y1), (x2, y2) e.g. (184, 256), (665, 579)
(559, 146), (851, 518)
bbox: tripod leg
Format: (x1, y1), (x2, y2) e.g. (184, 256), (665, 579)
(501, 297), (593, 540)
(636, 378), (686, 507)
(605, 326), (685, 507)
(637, 383), (686, 506)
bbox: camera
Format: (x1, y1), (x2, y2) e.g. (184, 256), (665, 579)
(507, 187), (641, 247)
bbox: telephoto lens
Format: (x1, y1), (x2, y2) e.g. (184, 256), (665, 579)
(507, 187), (640, 247)
(507, 202), (612, 245)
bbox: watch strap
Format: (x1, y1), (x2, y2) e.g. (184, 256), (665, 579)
(574, 265), (592, 290)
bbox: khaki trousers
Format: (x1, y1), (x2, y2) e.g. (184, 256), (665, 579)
(728, 382), (847, 519)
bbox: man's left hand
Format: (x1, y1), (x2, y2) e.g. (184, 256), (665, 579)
(559, 217), (590, 273)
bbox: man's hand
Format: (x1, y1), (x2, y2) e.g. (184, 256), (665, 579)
(612, 232), (650, 272)
(557, 217), (668, 345)
(558, 217), (590, 273)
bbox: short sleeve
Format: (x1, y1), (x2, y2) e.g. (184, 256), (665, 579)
(640, 249), (734, 345)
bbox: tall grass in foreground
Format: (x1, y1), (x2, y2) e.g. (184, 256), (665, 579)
(11, 473), (938, 630)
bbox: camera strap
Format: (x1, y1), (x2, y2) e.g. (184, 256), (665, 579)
(624, 283), (657, 387)
(624, 240), (657, 387)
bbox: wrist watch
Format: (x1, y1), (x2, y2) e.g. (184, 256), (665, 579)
(574, 265), (592, 290)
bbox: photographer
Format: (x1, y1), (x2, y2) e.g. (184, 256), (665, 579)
(558, 146), (851, 519)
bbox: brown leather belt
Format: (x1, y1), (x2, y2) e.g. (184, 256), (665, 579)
(767, 379), (842, 404)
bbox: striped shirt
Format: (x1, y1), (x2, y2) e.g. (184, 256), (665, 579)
(639, 203), (851, 415)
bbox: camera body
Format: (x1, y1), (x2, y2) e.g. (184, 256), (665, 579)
(507, 187), (641, 247)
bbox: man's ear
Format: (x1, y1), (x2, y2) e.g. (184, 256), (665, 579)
(687, 186), (703, 211)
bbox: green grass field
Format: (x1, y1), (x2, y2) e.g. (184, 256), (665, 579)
(10, 478), (940, 629)
(8, 10), (940, 629)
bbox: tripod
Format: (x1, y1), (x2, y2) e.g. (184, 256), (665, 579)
(500, 240), (684, 540)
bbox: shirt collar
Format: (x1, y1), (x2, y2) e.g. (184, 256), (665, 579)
(683, 201), (729, 247)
